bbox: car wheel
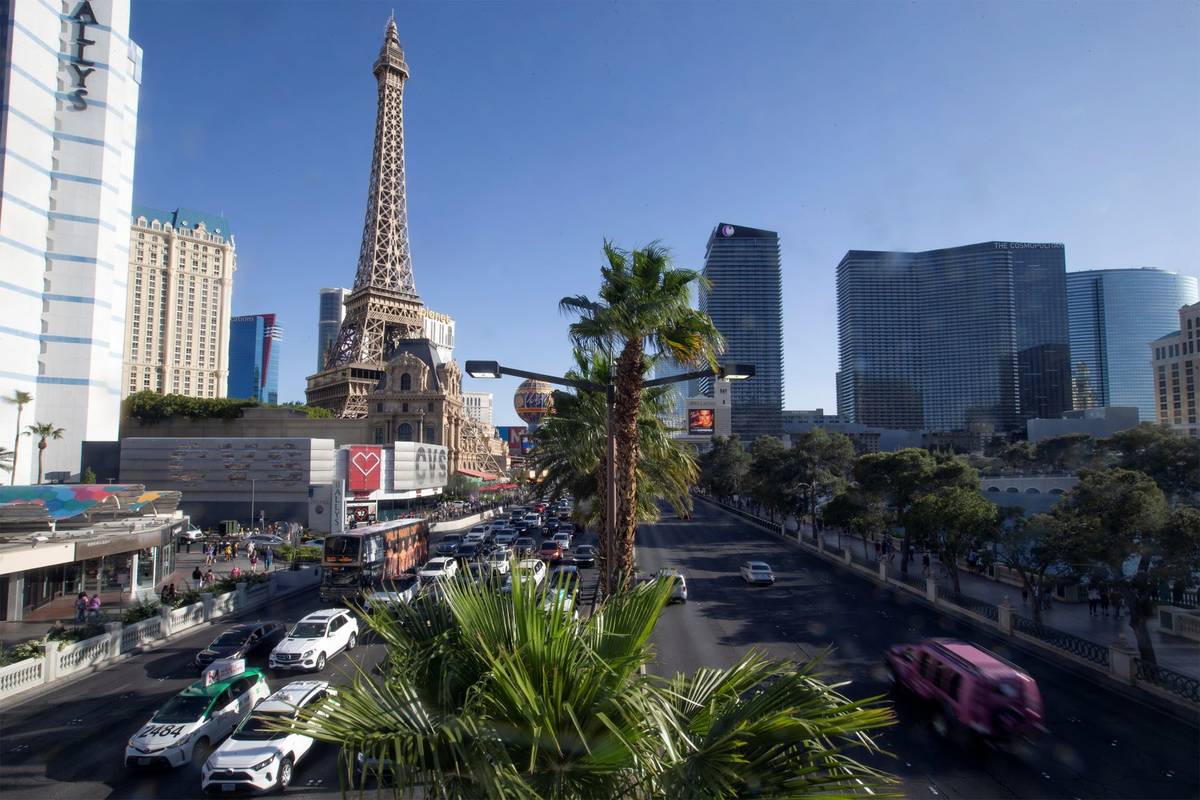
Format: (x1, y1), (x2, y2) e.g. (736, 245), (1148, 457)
(347, 632), (357, 651)
(315, 652), (326, 672)
(275, 755), (294, 792)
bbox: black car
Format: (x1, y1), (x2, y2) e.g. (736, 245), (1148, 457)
(455, 542), (482, 562)
(436, 535), (463, 557)
(545, 519), (561, 534)
(195, 621), (285, 667)
(572, 544), (597, 568)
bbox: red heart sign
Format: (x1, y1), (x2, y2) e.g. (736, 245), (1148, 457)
(348, 446), (382, 493)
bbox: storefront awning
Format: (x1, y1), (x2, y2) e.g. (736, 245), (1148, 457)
(457, 468), (500, 481)
(479, 482), (517, 493)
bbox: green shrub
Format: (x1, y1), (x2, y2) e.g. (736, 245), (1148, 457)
(276, 544), (322, 563)
(121, 599), (161, 624)
(171, 589), (203, 608)
(0, 639), (45, 666)
(47, 623), (105, 645)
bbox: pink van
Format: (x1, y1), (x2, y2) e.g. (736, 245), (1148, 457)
(885, 638), (1045, 745)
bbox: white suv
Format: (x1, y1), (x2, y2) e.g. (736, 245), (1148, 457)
(269, 610), (358, 673)
(202, 681), (334, 794)
(503, 559), (547, 593)
(417, 557), (459, 587)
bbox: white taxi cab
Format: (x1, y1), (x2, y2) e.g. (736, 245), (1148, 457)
(125, 659), (269, 768)
(202, 680), (335, 794)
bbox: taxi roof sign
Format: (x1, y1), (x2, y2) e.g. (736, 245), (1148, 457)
(202, 657), (246, 687)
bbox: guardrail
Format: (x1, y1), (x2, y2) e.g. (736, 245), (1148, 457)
(0, 566), (321, 707)
(693, 493), (1197, 710)
(1134, 659), (1200, 704)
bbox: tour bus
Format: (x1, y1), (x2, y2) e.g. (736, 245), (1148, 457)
(319, 517), (429, 602)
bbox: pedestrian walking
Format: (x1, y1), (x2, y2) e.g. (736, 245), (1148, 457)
(249, 551), (258, 573)
(87, 593), (101, 624)
(922, 551), (931, 577)
(192, 565), (203, 589)
(264, 548), (274, 571)
(74, 591), (88, 624)
(203, 568), (215, 587)
(1099, 588), (1110, 617)
(1087, 586), (1100, 616)
(224, 542), (233, 562)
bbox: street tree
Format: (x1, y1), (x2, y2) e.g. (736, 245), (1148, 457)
(1053, 468), (1170, 662)
(906, 486), (998, 594)
(1032, 433), (1098, 473)
(292, 570), (897, 798)
(787, 428), (855, 533)
(821, 488), (888, 554)
(747, 436), (790, 520)
(698, 435), (749, 501)
(5, 390), (31, 485)
(561, 242), (723, 590)
(23, 422), (64, 485)
(1100, 423), (1200, 505)
(994, 513), (1075, 623)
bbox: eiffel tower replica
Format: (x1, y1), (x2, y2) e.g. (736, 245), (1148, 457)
(306, 16), (424, 417)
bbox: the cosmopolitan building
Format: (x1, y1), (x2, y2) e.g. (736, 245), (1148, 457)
(837, 242), (1071, 432)
(228, 313), (282, 404)
(700, 223), (784, 441)
(316, 287), (348, 370)
(0, 0), (141, 482)
(124, 206), (236, 398)
(1067, 268), (1198, 420)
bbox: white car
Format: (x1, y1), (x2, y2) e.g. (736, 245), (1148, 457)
(126, 659), (269, 769)
(484, 547), (512, 575)
(202, 681), (334, 794)
(182, 525), (205, 542)
(740, 561), (776, 585)
(503, 559), (547, 593)
(269, 609), (358, 673)
(463, 526), (489, 545)
(417, 557), (459, 587)
(244, 534), (285, 549)
(362, 577), (419, 612)
(552, 532), (572, 550)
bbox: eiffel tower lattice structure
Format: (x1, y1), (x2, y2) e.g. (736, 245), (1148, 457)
(306, 16), (425, 418)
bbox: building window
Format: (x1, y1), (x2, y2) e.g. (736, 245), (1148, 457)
(397, 423), (413, 441)
(402, 402), (408, 413)
(400, 373), (411, 391)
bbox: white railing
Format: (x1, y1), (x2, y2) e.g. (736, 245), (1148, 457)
(57, 633), (112, 676)
(0, 657), (43, 697)
(120, 615), (163, 653)
(170, 601), (205, 629)
(211, 591), (238, 617)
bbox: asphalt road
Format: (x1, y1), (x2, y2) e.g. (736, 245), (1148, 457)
(0, 591), (376, 800)
(641, 500), (1200, 800)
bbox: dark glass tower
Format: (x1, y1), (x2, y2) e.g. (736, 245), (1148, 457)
(229, 313), (281, 404)
(700, 223), (783, 440)
(837, 242), (1071, 432)
(1067, 268), (1198, 420)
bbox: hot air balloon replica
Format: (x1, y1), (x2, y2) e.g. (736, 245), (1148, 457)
(514, 379), (555, 432)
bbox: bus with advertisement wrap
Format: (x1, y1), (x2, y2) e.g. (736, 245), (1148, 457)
(319, 517), (428, 602)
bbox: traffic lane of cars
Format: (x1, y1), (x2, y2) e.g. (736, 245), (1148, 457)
(638, 503), (1200, 800)
(0, 594), (380, 800)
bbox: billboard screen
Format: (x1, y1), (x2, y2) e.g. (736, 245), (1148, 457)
(393, 442), (449, 491)
(495, 426), (529, 455)
(688, 408), (715, 435)
(347, 445), (383, 496)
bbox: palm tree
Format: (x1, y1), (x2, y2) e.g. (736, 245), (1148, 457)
(561, 242), (723, 589)
(24, 422), (65, 485)
(287, 570), (897, 798)
(0, 447), (13, 477)
(6, 390), (32, 484)
(532, 348), (697, 593)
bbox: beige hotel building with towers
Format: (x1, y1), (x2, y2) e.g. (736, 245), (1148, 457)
(121, 206), (236, 399)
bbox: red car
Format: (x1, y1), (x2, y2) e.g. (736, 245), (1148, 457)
(537, 540), (564, 563)
(885, 638), (1044, 746)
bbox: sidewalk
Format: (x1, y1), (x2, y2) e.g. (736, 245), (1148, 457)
(817, 530), (1200, 679)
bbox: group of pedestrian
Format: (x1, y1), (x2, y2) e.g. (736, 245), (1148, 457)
(159, 582), (180, 604)
(190, 565), (218, 588)
(1086, 584), (1125, 618)
(73, 592), (102, 624)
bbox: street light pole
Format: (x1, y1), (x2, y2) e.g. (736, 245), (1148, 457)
(250, 478), (256, 532)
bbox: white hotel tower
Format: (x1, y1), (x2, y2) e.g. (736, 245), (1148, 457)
(0, 0), (141, 482)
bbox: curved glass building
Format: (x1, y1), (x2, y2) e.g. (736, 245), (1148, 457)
(1067, 269), (1199, 420)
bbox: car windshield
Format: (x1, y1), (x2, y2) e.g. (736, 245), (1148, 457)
(233, 712), (291, 741)
(290, 622), (327, 638)
(324, 536), (359, 559)
(211, 631), (249, 647)
(153, 694), (212, 723)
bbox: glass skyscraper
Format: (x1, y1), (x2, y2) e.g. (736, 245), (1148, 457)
(837, 242), (1071, 432)
(700, 223), (783, 441)
(317, 287), (349, 369)
(1067, 269), (1198, 420)
(228, 314), (281, 404)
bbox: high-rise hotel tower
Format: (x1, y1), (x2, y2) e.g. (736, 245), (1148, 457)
(0, 0), (141, 482)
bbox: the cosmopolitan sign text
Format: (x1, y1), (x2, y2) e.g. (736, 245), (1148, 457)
(66, 1), (100, 110)
(393, 442), (449, 492)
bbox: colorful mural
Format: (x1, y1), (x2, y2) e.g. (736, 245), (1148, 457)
(0, 485), (178, 521)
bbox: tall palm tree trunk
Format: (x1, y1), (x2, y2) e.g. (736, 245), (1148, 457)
(11, 406), (22, 486)
(595, 451), (609, 596)
(612, 341), (644, 590)
(36, 440), (46, 485)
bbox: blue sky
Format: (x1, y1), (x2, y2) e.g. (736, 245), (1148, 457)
(129, 0), (1200, 426)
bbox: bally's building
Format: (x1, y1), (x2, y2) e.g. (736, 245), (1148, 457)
(0, 0), (141, 482)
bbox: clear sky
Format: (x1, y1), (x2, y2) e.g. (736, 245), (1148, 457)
(129, 0), (1200, 427)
